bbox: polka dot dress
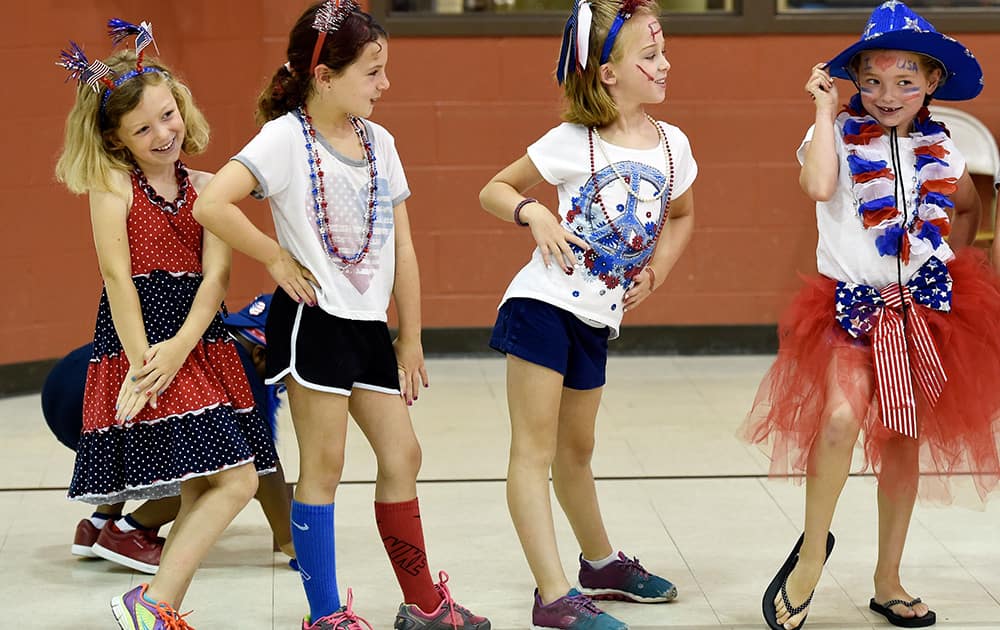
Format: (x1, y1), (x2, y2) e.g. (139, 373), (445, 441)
(68, 162), (278, 504)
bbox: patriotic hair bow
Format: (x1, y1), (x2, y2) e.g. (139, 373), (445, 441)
(56, 42), (114, 92)
(600, 0), (643, 65)
(557, 0), (594, 85)
(310, 0), (360, 72)
(107, 19), (159, 62)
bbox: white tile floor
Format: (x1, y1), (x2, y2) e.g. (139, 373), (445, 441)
(1, 356), (999, 629)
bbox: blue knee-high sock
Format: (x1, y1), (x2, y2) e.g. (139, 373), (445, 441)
(291, 501), (340, 621)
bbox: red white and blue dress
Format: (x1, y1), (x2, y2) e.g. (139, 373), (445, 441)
(68, 162), (278, 504)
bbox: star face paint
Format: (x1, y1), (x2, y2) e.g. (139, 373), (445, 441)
(855, 50), (939, 130)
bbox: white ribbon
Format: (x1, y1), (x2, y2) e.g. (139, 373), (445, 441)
(576, 0), (593, 70)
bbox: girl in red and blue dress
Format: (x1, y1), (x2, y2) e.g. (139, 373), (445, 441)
(55, 19), (277, 629)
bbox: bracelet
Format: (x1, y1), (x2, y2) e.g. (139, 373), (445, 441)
(513, 197), (537, 227)
(645, 266), (657, 292)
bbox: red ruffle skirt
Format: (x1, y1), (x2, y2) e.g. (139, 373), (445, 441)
(743, 248), (1000, 503)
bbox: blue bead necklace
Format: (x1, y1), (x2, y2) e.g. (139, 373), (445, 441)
(296, 106), (378, 266)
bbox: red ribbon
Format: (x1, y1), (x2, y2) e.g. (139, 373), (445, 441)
(871, 283), (947, 438)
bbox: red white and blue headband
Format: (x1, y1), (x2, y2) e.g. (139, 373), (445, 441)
(56, 18), (163, 111)
(310, 0), (361, 73)
(557, 0), (643, 85)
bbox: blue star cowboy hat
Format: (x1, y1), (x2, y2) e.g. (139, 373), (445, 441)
(222, 294), (272, 346)
(826, 0), (983, 101)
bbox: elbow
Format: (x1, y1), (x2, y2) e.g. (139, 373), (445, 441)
(802, 181), (836, 202)
(191, 197), (212, 225)
(478, 186), (490, 211)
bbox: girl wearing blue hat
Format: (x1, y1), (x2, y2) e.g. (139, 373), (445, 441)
(742, 2), (1000, 629)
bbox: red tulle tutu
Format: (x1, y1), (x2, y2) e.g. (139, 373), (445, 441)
(743, 248), (1000, 503)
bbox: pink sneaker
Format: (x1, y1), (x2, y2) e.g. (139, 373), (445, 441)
(394, 572), (491, 629)
(304, 589), (373, 630)
(72, 518), (101, 558)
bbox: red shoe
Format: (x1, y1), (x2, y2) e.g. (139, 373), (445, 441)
(92, 521), (164, 574)
(72, 518), (101, 558)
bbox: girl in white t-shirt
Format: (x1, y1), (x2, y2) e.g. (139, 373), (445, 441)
(193, 2), (490, 629)
(479, 1), (696, 628)
(742, 4), (1000, 630)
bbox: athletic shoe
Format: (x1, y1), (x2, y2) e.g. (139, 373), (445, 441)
(530, 588), (627, 630)
(304, 589), (373, 630)
(578, 552), (677, 603)
(110, 584), (194, 630)
(72, 518), (101, 558)
(93, 520), (163, 574)
(394, 571), (491, 629)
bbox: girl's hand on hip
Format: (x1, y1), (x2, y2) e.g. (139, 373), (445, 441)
(393, 337), (429, 406)
(806, 63), (838, 111)
(623, 266), (656, 312)
(267, 247), (318, 306)
(522, 203), (591, 273)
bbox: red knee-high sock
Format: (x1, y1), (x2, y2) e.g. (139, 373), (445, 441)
(375, 498), (441, 613)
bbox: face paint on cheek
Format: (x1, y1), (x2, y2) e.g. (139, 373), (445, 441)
(901, 86), (922, 100)
(860, 85), (876, 95)
(636, 65), (656, 82)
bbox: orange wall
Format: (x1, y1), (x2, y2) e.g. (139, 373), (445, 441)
(4, 2), (1000, 364)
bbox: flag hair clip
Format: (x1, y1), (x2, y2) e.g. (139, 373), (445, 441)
(557, 0), (594, 85)
(57, 41), (114, 92)
(313, 0), (360, 34)
(310, 0), (361, 73)
(107, 18), (159, 68)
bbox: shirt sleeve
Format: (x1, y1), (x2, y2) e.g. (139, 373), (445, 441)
(663, 124), (697, 200)
(232, 116), (295, 200)
(527, 123), (582, 186)
(370, 123), (411, 207)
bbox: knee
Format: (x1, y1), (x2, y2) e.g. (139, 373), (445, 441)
(220, 464), (259, 504)
(378, 438), (422, 481)
(554, 436), (595, 470)
(820, 405), (862, 450)
(299, 449), (345, 497)
(509, 437), (557, 472)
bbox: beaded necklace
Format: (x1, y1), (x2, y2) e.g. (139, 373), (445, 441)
(587, 116), (675, 252)
(840, 94), (956, 264)
(133, 161), (189, 214)
(296, 106), (378, 266)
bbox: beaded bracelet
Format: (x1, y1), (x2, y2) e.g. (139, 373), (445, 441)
(646, 267), (657, 292)
(513, 197), (537, 227)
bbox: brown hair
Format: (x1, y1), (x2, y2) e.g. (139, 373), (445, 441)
(562, 0), (660, 129)
(256, 2), (387, 125)
(55, 50), (209, 194)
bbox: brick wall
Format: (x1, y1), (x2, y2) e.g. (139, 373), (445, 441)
(3, 1), (999, 364)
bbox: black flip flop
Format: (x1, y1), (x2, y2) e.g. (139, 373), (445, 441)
(762, 532), (836, 630)
(869, 597), (936, 627)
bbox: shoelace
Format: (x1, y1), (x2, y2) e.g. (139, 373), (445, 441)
(434, 571), (465, 630)
(153, 602), (195, 630)
(620, 556), (651, 578)
(565, 593), (603, 617)
(323, 589), (373, 630)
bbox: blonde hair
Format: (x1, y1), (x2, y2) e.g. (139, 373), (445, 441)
(55, 50), (210, 194)
(562, 0), (660, 128)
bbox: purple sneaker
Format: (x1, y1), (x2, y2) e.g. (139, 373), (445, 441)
(578, 552), (677, 603)
(110, 584), (194, 629)
(531, 588), (627, 630)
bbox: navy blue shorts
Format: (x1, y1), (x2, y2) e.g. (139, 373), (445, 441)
(489, 298), (610, 390)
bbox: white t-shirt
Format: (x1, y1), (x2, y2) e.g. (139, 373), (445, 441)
(798, 120), (963, 287)
(234, 113), (410, 321)
(501, 121), (697, 339)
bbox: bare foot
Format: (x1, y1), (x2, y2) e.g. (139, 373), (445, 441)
(774, 558), (823, 630)
(873, 581), (931, 620)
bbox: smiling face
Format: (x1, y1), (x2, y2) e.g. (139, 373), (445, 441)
(113, 81), (185, 170)
(855, 50), (941, 130)
(320, 37), (390, 118)
(606, 13), (670, 106)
